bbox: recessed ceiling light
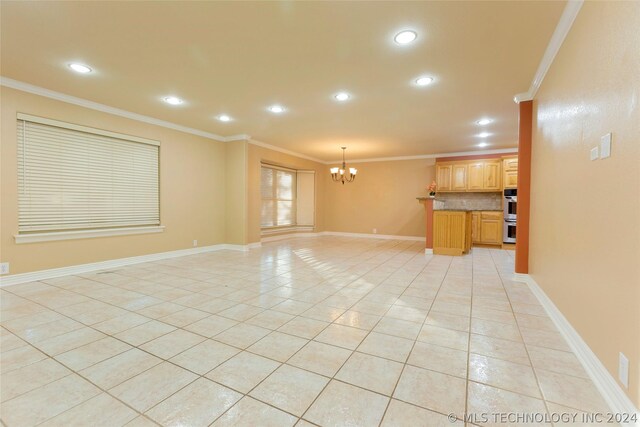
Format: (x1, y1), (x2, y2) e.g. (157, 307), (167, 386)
(477, 132), (491, 138)
(394, 30), (417, 45)
(334, 92), (351, 102)
(476, 118), (493, 126)
(162, 96), (183, 105)
(415, 76), (434, 86)
(217, 114), (232, 122)
(68, 63), (92, 74)
(268, 105), (285, 114)
(478, 142), (489, 148)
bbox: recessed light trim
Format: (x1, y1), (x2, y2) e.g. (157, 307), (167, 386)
(394, 30), (417, 45)
(268, 105), (285, 114)
(477, 142), (489, 148)
(217, 114), (232, 122)
(334, 92), (351, 102)
(476, 118), (493, 126)
(68, 63), (92, 74)
(477, 132), (491, 138)
(415, 76), (434, 86)
(162, 96), (184, 105)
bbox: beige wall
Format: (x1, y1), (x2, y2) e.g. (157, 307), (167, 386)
(247, 144), (326, 244)
(529, 1), (640, 406)
(324, 158), (435, 237)
(1, 87), (227, 274)
(225, 140), (248, 245)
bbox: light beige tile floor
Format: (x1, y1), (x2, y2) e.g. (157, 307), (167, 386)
(0, 237), (612, 426)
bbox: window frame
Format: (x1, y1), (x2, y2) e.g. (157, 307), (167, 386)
(15, 113), (163, 244)
(260, 163), (297, 229)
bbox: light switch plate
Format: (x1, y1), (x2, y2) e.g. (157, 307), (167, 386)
(600, 133), (612, 158)
(0, 263), (9, 275)
(619, 352), (629, 388)
(590, 146), (599, 161)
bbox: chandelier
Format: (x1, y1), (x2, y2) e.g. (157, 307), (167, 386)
(330, 147), (358, 184)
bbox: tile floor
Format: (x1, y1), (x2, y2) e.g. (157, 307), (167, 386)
(0, 237), (610, 426)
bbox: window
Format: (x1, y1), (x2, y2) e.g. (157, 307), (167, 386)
(260, 164), (316, 232)
(17, 114), (160, 237)
(261, 165), (296, 227)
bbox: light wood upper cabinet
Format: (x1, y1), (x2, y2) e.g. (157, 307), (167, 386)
(452, 164), (468, 191)
(436, 158), (501, 192)
(483, 161), (501, 191)
(436, 164), (452, 191)
(503, 157), (518, 171)
(502, 156), (518, 189)
(467, 163), (484, 190)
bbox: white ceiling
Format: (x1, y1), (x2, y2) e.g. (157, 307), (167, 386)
(0, 1), (566, 161)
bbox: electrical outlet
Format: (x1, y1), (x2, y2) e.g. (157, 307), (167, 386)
(0, 263), (9, 275)
(619, 352), (629, 388)
(372, 228), (377, 234)
(590, 146), (599, 161)
(193, 240), (198, 247)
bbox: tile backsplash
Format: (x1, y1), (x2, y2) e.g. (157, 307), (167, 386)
(435, 192), (502, 210)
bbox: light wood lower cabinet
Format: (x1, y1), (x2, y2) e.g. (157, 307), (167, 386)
(471, 211), (503, 245)
(471, 212), (481, 243)
(433, 211), (472, 256)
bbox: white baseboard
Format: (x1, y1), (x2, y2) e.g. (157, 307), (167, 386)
(424, 248), (433, 254)
(261, 232), (322, 243)
(322, 231), (424, 242)
(512, 273), (640, 421)
(0, 243), (256, 287)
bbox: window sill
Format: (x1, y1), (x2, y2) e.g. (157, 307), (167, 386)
(261, 225), (314, 236)
(14, 226), (165, 244)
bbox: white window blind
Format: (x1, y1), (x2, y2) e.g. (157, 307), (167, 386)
(260, 165), (296, 227)
(17, 114), (160, 234)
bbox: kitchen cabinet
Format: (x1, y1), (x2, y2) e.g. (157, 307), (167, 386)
(433, 211), (472, 256)
(467, 163), (484, 190)
(436, 164), (452, 191)
(471, 212), (481, 243)
(435, 159), (502, 192)
(483, 162), (501, 190)
(452, 164), (468, 191)
(471, 211), (502, 245)
(503, 156), (518, 189)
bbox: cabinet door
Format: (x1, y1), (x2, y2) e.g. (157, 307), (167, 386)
(452, 164), (468, 191)
(504, 170), (518, 189)
(503, 157), (518, 171)
(483, 162), (501, 190)
(480, 219), (501, 244)
(471, 212), (480, 243)
(433, 211), (450, 249)
(436, 165), (452, 191)
(467, 163), (484, 190)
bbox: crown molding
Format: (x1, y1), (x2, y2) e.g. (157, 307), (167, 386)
(248, 138), (326, 164)
(513, 0), (583, 103)
(224, 134), (251, 142)
(0, 77), (229, 142)
(327, 148), (519, 165)
(2, 77), (518, 164)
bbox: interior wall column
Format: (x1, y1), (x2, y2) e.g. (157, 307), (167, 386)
(515, 100), (532, 273)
